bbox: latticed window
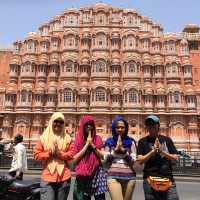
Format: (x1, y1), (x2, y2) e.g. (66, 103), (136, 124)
(27, 42), (35, 53)
(21, 91), (31, 102)
(65, 61), (73, 72)
(184, 66), (192, 74)
(63, 89), (73, 102)
(96, 60), (106, 72)
(129, 90), (137, 103)
(97, 34), (106, 47)
(174, 92), (180, 103)
(127, 36), (135, 48)
(95, 89), (106, 101)
(128, 62), (137, 73)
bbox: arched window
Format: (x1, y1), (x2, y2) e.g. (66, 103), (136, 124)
(128, 89), (138, 103)
(173, 92), (180, 103)
(95, 88), (106, 102)
(127, 36), (136, 49)
(181, 44), (188, 55)
(166, 63), (178, 75)
(64, 61), (73, 72)
(96, 60), (106, 72)
(64, 35), (77, 47)
(96, 34), (106, 47)
(21, 91), (31, 102)
(128, 61), (137, 73)
(21, 62), (30, 72)
(97, 13), (106, 25)
(63, 89), (73, 102)
(142, 39), (149, 50)
(27, 41), (35, 53)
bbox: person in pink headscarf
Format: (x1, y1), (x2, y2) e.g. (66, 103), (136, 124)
(73, 115), (107, 200)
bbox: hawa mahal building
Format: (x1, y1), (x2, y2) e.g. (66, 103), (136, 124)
(0, 3), (200, 151)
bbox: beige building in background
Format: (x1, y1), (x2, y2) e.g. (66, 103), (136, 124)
(0, 3), (200, 151)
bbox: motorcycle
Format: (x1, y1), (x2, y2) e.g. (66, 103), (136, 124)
(0, 174), (40, 200)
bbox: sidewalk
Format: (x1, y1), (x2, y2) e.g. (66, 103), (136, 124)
(1, 168), (200, 183)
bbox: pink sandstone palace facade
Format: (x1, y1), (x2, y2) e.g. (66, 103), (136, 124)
(0, 3), (200, 151)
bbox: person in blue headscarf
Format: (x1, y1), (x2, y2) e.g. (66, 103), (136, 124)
(104, 116), (137, 200)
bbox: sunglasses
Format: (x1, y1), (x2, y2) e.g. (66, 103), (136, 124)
(53, 120), (64, 125)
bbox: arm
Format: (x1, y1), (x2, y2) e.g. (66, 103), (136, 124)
(58, 142), (75, 160)
(160, 138), (179, 162)
(137, 139), (156, 164)
(73, 142), (89, 164)
(137, 149), (156, 164)
(34, 141), (51, 161)
(160, 151), (179, 161)
(90, 143), (105, 160)
(16, 147), (24, 172)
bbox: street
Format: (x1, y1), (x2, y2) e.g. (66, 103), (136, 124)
(67, 178), (200, 200)
(25, 175), (200, 200)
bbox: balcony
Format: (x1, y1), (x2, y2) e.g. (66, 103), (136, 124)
(90, 101), (110, 111)
(79, 102), (89, 111)
(34, 102), (44, 111)
(154, 73), (163, 78)
(91, 72), (109, 79)
(60, 72), (77, 80)
(57, 102), (76, 111)
(9, 71), (18, 82)
(48, 72), (58, 81)
(168, 103), (184, 112)
(143, 72), (151, 78)
(166, 74), (181, 84)
(63, 46), (79, 52)
(187, 104), (197, 112)
(44, 102), (56, 112)
(111, 102), (121, 111)
(155, 103), (166, 112)
(111, 72), (120, 78)
(37, 72), (47, 80)
(123, 103), (142, 112)
(16, 102), (32, 111)
(20, 72), (35, 82)
(144, 103), (154, 112)
(80, 72), (89, 79)
(123, 73), (140, 80)
(4, 101), (15, 111)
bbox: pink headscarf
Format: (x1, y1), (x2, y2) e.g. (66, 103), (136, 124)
(74, 115), (103, 176)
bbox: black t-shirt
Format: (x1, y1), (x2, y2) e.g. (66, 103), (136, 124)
(137, 135), (178, 180)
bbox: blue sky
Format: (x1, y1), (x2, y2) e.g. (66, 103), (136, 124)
(0, 0), (200, 48)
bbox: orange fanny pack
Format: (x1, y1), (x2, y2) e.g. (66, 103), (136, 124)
(147, 176), (172, 192)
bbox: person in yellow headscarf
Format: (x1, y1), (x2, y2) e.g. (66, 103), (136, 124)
(34, 112), (74, 200)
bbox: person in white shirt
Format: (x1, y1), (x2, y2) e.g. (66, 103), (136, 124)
(8, 134), (27, 180)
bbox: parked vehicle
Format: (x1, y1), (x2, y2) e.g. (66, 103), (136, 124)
(178, 151), (196, 167)
(0, 174), (40, 200)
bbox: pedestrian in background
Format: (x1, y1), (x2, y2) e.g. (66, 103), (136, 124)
(73, 115), (107, 200)
(8, 134), (27, 180)
(34, 112), (74, 200)
(137, 115), (179, 200)
(104, 116), (137, 200)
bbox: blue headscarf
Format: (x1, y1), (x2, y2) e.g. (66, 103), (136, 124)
(104, 116), (135, 148)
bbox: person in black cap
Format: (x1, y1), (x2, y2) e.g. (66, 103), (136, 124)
(137, 115), (179, 200)
(8, 134), (27, 180)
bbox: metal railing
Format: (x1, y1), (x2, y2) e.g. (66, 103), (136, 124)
(1, 153), (200, 176)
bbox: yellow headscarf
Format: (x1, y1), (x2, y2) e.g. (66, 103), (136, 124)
(40, 112), (71, 176)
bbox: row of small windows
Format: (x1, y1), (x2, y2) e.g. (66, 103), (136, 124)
(14, 39), (188, 54)
(39, 13), (161, 32)
(10, 62), (192, 76)
(6, 91), (197, 105)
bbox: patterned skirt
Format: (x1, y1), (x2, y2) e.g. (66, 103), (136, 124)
(75, 166), (108, 197)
